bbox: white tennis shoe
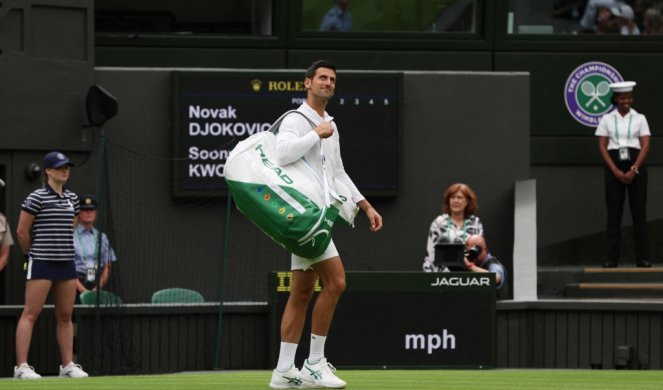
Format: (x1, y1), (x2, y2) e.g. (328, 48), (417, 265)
(301, 358), (347, 389)
(59, 362), (89, 378)
(14, 363), (42, 379)
(269, 364), (319, 389)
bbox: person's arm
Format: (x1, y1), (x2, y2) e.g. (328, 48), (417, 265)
(357, 199), (382, 232)
(0, 217), (12, 272)
(423, 220), (440, 272)
(598, 136), (629, 184)
(464, 258), (502, 285)
(472, 216), (484, 237)
(16, 211), (35, 256)
(275, 115), (323, 165)
(333, 156), (364, 206)
(579, 0), (598, 30)
(488, 263), (505, 287)
(76, 279), (88, 294)
(98, 233), (116, 289)
(319, 8), (334, 31)
(326, 121), (374, 214)
(629, 135), (651, 174)
(98, 263), (111, 289)
(0, 245), (9, 272)
(623, 112), (652, 181)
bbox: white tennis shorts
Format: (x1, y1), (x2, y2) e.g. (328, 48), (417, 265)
(291, 239), (339, 270)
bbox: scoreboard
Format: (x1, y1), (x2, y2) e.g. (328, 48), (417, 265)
(172, 70), (402, 197)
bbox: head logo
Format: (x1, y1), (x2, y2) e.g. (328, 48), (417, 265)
(564, 61), (623, 127)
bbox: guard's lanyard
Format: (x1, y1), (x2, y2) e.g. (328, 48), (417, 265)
(614, 114), (632, 146)
(447, 218), (468, 242)
(76, 228), (99, 269)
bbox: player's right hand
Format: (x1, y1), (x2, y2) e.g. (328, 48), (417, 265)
(315, 121), (334, 139)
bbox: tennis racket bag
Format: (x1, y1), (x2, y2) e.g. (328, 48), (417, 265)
(224, 110), (358, 259)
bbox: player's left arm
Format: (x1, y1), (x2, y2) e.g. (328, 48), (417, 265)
(357, 199), (382, 232)
(332, 128), (382, 231)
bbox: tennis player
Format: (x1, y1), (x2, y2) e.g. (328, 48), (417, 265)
(268, 60), (383, 389)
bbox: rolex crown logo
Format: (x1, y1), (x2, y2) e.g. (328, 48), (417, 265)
(251, 79), (262, 92)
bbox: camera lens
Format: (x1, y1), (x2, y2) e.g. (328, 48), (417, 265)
(467, 246), (481, 261)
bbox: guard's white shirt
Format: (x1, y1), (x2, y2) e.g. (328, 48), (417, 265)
(595, 108), (651, 150)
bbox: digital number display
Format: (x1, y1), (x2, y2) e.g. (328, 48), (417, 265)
(172, 71), (402, 197)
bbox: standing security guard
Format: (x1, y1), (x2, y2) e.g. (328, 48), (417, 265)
(595, 81), (651, 268)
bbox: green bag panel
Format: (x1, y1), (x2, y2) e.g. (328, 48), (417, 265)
(227, 179), (339, 258)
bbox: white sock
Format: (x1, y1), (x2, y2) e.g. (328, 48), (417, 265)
(308, 333), (327, 363)
(276, 342), (298, 372)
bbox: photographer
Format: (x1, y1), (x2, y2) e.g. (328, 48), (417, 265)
(463, 235), (507, 294)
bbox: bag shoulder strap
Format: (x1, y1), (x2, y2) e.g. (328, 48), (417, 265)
(268, 109), (316, 135)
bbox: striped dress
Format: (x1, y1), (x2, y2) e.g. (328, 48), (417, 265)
(21, 186), (79, 261)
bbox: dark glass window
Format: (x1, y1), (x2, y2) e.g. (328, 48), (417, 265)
(506, 0), (663, 35)
(95, 0), (274, 35)
(301, 0), (477, 33)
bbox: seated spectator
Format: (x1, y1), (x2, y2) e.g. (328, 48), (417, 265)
(319, 0), (352, 32)
(643, 7), (663, 33)
(580, 0), (624, 31)
(608, 3), (641, 34)
(596, 5), (621, 33)
(422, 183), (484, 272)
(631, 0), (650, 31)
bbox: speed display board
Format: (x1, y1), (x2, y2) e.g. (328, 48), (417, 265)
(269, 272), (496, 368)
(172, 70), (402, 197)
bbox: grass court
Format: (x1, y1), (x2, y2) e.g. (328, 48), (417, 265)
(3, 369), (663, 389)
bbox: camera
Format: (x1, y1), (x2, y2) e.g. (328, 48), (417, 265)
(465, 245), (482, 261)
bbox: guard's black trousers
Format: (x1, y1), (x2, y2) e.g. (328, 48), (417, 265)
(604, 149), (649, 263)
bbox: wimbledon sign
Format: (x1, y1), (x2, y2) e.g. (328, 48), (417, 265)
(564, 61), (623, 127)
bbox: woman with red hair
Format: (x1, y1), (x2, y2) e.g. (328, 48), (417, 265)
(422, 183), (484, 272)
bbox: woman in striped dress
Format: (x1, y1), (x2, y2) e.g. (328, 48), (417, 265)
(14, 151), (88, 379)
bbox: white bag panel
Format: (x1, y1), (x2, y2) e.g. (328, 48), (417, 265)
(225, 110), (359, 226)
